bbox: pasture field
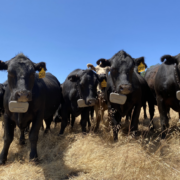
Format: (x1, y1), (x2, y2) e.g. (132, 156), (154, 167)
(1, 107), (180, 180)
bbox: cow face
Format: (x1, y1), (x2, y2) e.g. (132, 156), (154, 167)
(87, 64), (110, 90)
(0, 54), (46, 102)
(110, 54), (135, 95)
(68, 69), (99, 105)
(97, 50), (145, 95)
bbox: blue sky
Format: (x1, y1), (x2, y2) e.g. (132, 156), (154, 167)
(0, 0), (180, 83)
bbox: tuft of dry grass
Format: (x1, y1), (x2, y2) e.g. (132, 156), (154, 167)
(1, 107), (180, 180)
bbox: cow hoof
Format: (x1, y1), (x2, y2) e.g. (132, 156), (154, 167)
(0, 159), (5, 165)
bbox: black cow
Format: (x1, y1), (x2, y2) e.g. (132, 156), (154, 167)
(0, 54), (62, 164)
(57, 69), (100, 135)
(97, 50), (154, 141)
(155, 53), (180, 138)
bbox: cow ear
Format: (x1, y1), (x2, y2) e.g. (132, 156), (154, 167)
(34, 62), (47, 71)
(134, 57), (147, 73)
(87, 63), (96, 71)
(96, 58), (111, 67)
(0, 61), (8, 70)
(134, 57), (147, 67)
(68, 74), (79, 82)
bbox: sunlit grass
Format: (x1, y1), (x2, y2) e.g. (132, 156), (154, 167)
(0, 107), (180, 180)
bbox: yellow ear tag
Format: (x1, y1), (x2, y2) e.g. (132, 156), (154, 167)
(138, 62), (146, 72)
(39, 68), (46, 78)
(101, 79), (107, 88)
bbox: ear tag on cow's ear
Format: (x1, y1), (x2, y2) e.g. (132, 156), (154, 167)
(101, 79), (107, 88)
(138, 62), (146, 72)
(39, 68), (46, 78)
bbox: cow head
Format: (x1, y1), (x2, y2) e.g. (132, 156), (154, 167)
(0, 54), (47, 102)
(68, 69), (99, 105)
(97, 50), (146, 95)
(87, 63), (110, 88)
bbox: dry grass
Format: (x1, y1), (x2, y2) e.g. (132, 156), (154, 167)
(1, 107), (180, 180)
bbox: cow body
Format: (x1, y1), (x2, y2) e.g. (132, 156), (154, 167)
(0, 54), (62, 164)
(144, 65), (160, 105)
(87, 63), (110, 131)
(97, 50), (154, 140)
(154, 54), (180, 138)
(58, 69), (99, 134)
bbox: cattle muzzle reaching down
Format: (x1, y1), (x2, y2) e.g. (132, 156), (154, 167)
(15, 90), (32, 102)
(119, 84), (133, 95)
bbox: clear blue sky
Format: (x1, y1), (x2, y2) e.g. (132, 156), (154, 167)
(0, 0), (180, 83)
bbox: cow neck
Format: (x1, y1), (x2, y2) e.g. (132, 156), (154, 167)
(174, 63), (180, 89)
(75, 80), (82, 99)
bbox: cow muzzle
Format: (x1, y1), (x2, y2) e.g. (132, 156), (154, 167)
(77, 98), (97, 108)
(119, 84), (133, 95)
(15, 90), (32, 102)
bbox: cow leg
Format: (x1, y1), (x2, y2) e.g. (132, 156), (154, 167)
(94, 109), (104, 131)
(70, 114), (75, 129)
(59, 108), (69, 135)
(125, 110), (132, 122)
(143, 103), (147, 119)
(111, 110), (121, 141)
(131, 104), (141, 132)
(90, 106), (94, 121)
(0, 114), (15, 165)
(24, 124), (30, 133)
(157, 97), (169, 139)
(80, 108), (89, 133)
(29, 114), (43, 161)
(41, 123), (44, 131)
(87, 110), (91, 132)
(166, 107), (171, 119)
(44, 117), (53, 134)
(19, 129), (26, 145)
(94, 105), (100, 132)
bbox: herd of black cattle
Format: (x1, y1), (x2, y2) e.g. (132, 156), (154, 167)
(0, 50), (180, 165)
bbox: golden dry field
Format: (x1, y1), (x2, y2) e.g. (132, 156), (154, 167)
(1, 107), (180, 180)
